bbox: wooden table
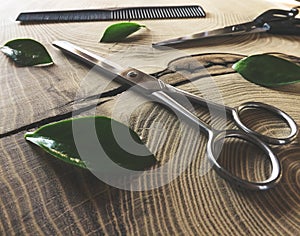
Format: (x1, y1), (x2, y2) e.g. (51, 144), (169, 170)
(1, 0), (300, 235)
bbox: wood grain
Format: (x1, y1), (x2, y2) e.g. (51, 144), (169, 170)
(1, 0), (300, 235)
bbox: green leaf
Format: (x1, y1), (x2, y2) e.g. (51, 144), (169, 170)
(1, 38), (53, 66)
(25, 116), (157, 170)
(232, 54), (300, 87)
(100, 22), (145, 43)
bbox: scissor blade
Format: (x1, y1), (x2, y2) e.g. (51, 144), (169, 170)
(53, 40), (125, 75)
(52, 41), (164, 93)
(153, 22), (267, 47)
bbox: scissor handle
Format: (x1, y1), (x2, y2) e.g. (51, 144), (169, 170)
(232, 102), (298, 145)
(152, 89), (283, 190)
(265, 18), (300, 35)
(253, 8), (298, 25)
(207, 130), (281, 190)
(163, 86), (298, 145)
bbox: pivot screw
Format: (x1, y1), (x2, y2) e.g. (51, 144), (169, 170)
(127, 71), (138, 78)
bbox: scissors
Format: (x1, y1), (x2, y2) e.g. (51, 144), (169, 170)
(153, 8), (300, 47)
(53, 41), (298, 190)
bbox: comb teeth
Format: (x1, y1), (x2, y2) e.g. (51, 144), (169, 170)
(16, 5), (205, 22)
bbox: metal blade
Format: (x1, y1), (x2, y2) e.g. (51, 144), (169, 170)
(52, 41), (165, 93)
(53, 40), (125, 75)
(153, 22), (267, 47)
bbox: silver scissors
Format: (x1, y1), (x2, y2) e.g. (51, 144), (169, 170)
(153, 8), (300, 47)
(53, 41), (298, 190)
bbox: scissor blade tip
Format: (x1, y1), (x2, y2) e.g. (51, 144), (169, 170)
(52, 40), (71, 49)
(152, 42), (162, 47)
(52, 40), (61, 46)
(152, 42), (171, 47)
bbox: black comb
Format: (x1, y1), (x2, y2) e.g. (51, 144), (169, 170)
(16, 5), (205, 23)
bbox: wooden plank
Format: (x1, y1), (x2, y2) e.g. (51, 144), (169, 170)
(1, 132), (300, 235)
(1, 0), (300, 235)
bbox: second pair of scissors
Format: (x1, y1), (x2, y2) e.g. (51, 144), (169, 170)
(153, 8), (300, 47)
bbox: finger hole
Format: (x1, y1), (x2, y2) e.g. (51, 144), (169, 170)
(215, 135), (272, 183)
(236, 102), (297, 144)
